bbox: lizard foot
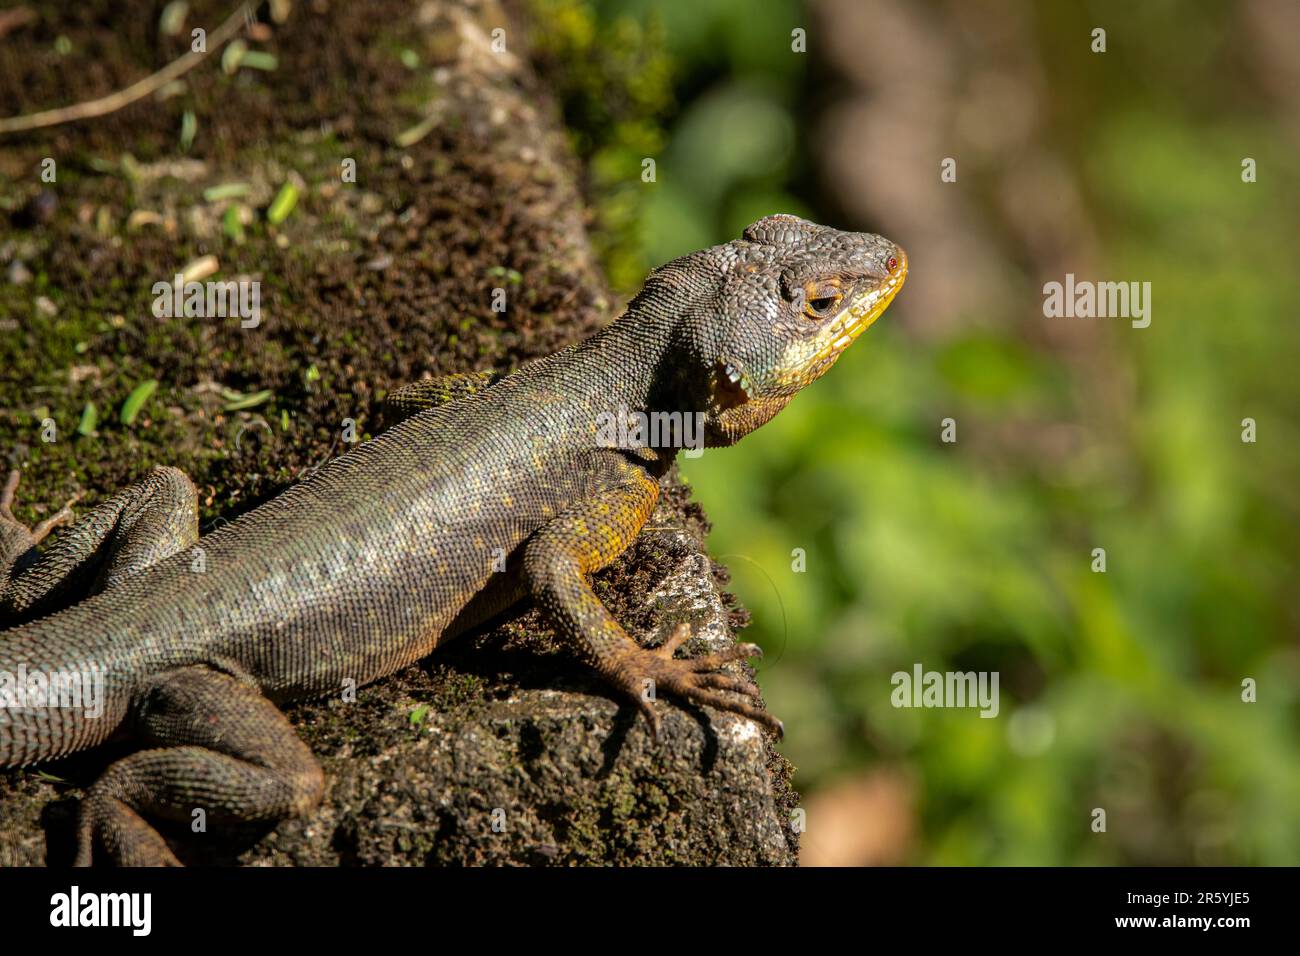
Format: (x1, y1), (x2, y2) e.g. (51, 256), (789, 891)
(618, 623), (783, 739)
(1, 469), (78, 545)
(74, 667), (324, 867)
(76, 794), (183, 867)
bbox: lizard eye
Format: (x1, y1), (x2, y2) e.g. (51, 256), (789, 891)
(804, 293), (842, 319)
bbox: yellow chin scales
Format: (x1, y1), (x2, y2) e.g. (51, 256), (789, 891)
(828, 252), (908, 357)
(778, 253), (909, 388)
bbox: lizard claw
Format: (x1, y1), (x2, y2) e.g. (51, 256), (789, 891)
(1, 470), (18, 513)
(650, 622), (693, 660)
(1, 469), (78, 545)
(619, 626), (782, 738)
(31, 496), (79, 542)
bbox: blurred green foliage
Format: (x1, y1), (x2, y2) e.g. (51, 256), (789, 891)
(544, 0), (1300, 864)
(530, 0), (810, 286)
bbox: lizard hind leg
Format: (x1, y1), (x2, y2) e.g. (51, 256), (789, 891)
(1, 465), (198, 623)
(75, 666), (323, 867)
(0, 469), (77, 578)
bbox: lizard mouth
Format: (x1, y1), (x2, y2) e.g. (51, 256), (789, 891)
(821, 248), (908, 359)
(774, 248), (908, 390)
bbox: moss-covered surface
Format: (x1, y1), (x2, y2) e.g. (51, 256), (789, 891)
(0, 0), (796, 865)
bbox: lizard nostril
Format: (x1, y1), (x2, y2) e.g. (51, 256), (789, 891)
(886, 256), (899, 273)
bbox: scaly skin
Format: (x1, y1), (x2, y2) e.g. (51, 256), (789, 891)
(0, 215), (907, 865)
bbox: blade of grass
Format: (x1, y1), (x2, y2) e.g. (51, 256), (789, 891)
(119, 380), (158, 426)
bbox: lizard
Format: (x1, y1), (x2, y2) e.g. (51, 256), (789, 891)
(0, 214), (907, 866)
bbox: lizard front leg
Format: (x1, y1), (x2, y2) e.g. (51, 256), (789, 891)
(1, 466), (198, 624)
(382, 369), (502, 424)
(75, 666), (323, 866)
(523, 459), (783, 738)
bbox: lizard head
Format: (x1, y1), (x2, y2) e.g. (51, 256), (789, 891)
(644, 214), (908, 446)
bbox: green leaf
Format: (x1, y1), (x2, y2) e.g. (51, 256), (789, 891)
(179, 109), (197, 152)
(119, 380), (158, 426)
(159, 1), (189, 37)
(394, 114), (438, 148)
(221, 38), (247, 74)
(120, 153), (142, 183)
(238, 51), (278, 71)
(223, 204), (245, 244)
(409, 704), (429, 728)
(76, 402), (97, 436)
(266, 181), (299, 225)
(222, 388), (274, 411)
(204, 182), (251, 202)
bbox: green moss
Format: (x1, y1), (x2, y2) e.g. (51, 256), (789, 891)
(526, 0), (674, 291)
